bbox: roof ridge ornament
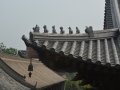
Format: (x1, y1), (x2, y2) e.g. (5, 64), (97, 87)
(68, 27), (73, 34)
(43, 25), (48, 33)
(33, 25), (40, 32)
(52, 26), (57, 34)
(60, 27), (65, 34)
(76, 27), (80, 34)
(85, 26), (94, 37)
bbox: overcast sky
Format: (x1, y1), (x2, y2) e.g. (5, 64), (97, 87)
(0, 0), (105, 50)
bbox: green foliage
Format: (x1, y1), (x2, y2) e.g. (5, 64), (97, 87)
(65, 80), (93, 90)
(65, 72), (77, 80)
(65, 73), (93, 90)
(65, 80), (83, 90)
(0, 42), (6, 53)
(81, 84), (93, 90)
(4, 48), (17, 55)
(0, 42), (17, 55)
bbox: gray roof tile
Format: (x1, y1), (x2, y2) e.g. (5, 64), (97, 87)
(24, 28), (120, 66)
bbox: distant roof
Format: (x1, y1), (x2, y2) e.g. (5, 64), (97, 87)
(0, 57), (65, 89)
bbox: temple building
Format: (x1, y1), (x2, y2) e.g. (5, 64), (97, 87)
(22, 0), (120, 90)
(0, 0), (120, 90)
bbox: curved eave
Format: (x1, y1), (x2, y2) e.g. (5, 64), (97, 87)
(22, 35), (31, 47)
(46, 45), (120, 70)
(22, 35), (39, 50)
(23, 37), (120, 69)
(22, 34), (120, 67)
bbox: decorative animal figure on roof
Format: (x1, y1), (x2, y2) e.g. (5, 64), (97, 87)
(76, 27), (80, 34)
(85, 26), (94, 37)
(43, 25), (48, 33)
(68, 27), (73, 34)
(33, 25), (40, 32)
(52, 26), (57, 34)
(60, 27), (65, 34)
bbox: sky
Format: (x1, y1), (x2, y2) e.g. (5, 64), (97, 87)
(0, 0), (105, 50)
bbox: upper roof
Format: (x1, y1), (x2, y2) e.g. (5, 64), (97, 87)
(23, 26), (120, 67)
(104, 0), (120, 29)
(118, 0), (120, 11)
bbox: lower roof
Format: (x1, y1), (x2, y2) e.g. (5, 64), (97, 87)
(0, 57), (65, 89)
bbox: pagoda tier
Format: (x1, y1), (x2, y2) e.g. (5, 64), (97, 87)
(104, 0), (120, 29)
(23, 28), (120, 67)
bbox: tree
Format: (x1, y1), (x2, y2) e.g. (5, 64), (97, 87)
(4, 48), (17, 55)
(0, 42), (6, 53)
(0, 42), (18, 55)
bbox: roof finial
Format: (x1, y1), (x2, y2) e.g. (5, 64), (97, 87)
(60, 27), (65, 34)
(76, 27), (80, 34)
(43, 25), (48, 33)
(85, 26), (94, 37)
(52, 26), (57, 34)
(33, 25), (40, 32)
(68, 27), (73, 34)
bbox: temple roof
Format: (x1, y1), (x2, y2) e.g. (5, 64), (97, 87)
(0, 57), (65, 89)
(104, 0), (114, 29)
(23, 27), (120, 67)
(104, 0), (120, 29)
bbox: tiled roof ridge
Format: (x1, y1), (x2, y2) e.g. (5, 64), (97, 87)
(32, 25), (119, 34)
(32, 28), (119, 35)
(30, 28), (119, 41)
